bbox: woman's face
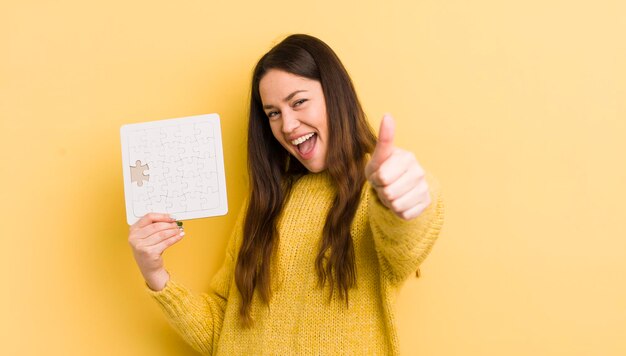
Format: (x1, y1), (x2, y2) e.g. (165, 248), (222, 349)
(259, 69), (329, 173)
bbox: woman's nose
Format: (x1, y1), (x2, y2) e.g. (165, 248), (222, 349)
(281, 111), (300, 133)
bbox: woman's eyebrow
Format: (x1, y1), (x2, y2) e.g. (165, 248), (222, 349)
(263, 90), (308, 109)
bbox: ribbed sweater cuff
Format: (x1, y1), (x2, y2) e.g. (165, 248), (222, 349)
(144, 274), (200, 317)
(144, 275), (213, 355)
(368, 173), (444, 282)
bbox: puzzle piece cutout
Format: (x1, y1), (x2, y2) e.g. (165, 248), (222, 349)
(130, 160), (150, 187)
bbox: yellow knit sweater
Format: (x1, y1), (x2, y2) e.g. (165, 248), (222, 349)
(147, 171), (444, 355)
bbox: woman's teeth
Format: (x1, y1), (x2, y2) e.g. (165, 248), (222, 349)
(291, 133), (315, 145)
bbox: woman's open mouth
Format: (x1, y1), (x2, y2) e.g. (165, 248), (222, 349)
(291, 133), (317, 159)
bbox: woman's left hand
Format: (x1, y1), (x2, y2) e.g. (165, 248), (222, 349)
(365, 114), (432, 220)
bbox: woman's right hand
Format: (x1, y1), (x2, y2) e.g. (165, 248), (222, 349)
(128, 213), (185, 291)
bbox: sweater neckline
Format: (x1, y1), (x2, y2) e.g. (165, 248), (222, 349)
(296, 170), (333, 188)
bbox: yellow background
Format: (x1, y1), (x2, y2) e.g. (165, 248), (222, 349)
(1, 0), (624, 355)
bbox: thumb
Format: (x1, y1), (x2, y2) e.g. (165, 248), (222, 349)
(371, 114), (395, 167)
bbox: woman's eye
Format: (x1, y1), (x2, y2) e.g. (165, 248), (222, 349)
(293, 99), (307, 107)
(267, 111), (279, 119)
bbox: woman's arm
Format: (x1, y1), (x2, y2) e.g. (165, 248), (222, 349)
(365, 115), (445, 285)
(145, 207), (244, 355)
(368, 172), (445, 286)
(145, 255), (233, 355)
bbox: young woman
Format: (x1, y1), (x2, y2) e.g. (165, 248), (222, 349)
(128, 34), (444, 355)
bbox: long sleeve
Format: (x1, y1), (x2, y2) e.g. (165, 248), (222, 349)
(368, 172), (445, 286)
(145, 210), (243, 355)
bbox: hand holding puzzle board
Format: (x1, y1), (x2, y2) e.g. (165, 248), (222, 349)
(120, 114), (228, 225)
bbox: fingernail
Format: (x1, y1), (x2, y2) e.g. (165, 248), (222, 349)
(180, 231), (185, 237)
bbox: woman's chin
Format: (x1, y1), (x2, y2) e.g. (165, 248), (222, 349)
(300, 159), (326, 173)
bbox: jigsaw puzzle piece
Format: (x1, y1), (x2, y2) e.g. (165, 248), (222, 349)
(142, 127), (165, 163)
(195, 122), (214, 145)
(196, 168), (219, 193)
(192, 137), (216, 158)
(129, 131), (150, 163)
(166, 192), (187, 213)
(186, 174), (219, 209)
(148, 194), (167, 213)
(130, 160), (150, 187)
(168, 180), (189, 199)
(145, 127), (164, 149)
(180, 122), (198, 141)
(161, 125), (182, 145)
(129, 130), (154, 164)
(163, 159), (184, 184)
(146, 169), (169, 204)
(179, 136), (201, 161)
(177, 156), (201, 179)
(132, 187), (151, 216)
(184, 191), (205, 212)
(202, 190), (219, 209)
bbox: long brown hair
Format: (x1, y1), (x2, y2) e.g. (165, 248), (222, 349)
(235, 34), (377, 325)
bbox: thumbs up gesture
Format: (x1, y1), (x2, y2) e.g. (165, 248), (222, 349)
(365, 114), (432, 220)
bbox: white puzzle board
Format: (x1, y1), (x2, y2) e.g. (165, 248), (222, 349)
(120, 113), (228, 225)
